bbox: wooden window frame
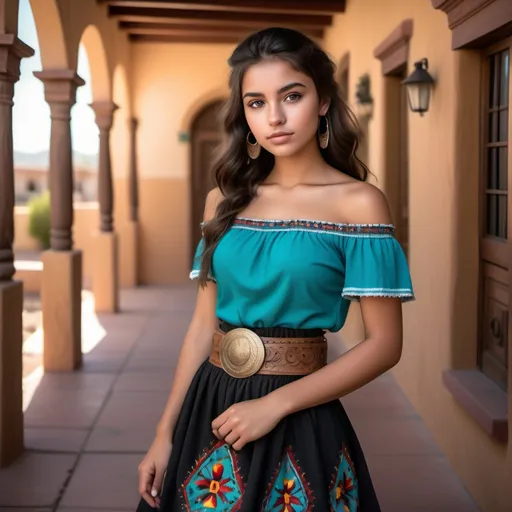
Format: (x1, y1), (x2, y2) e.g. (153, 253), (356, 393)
(478, 38), (511, 391)
(443, 38), (510, 444)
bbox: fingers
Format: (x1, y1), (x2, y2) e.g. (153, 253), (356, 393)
(232, 438), (245, 451)
(138, 463), (156, 508)
(151, 469), (166, 505)
(223, 431), (240, 446)
(216, 422), (232, 440)
(211, 409), (229, 431)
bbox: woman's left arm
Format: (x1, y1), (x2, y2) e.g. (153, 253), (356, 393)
(269, 294), (403, 414)
(212, 183), (404, 450)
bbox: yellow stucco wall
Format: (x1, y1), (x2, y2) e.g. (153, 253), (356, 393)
(131, 42), (232, 284)
(14, 204), (99, 287)
(324, 2), (511, 511)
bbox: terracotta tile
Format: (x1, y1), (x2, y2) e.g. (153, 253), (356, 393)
(59, 454), (141, 508)
(122, 362), (176, 375)
(94, 391), (169, 430)
(114, 372), (173, 391)
(95, 312), (148, 333)
(28, 373), (115, 391)
(24, 388), (108, 428)
(341, 379), (419, 418)
(25, 428), (88, 452)
(81, 356), (126, 373)
(350, 416), (440, 456)
(0, 453), (76, 506)
(368, 454), (479, 510)
(84, 427), (156, 453)
(129, 344), (180, 359)
(124, 353), (177, 371)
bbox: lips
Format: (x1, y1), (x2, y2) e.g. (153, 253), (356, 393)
(267, 132), (294, 145)
(267, 131), (293, 140)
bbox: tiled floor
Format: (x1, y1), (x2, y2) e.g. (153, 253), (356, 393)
(0, 285), (480, 511)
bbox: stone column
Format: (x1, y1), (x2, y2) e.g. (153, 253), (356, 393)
(34, 69), (84, 372)
(119, 117), (140, 288)
(90, 101), (119, 312)
(0, 34), (34, 467)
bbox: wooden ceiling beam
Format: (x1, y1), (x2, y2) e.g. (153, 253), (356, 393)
(129, 33), (244, 44)
(129, 32), (322, 45)
(114, 14), (329, 30)
(119, 21), (324, 39)
(108, 6), (333, 28)
(103, 0), (345, 15)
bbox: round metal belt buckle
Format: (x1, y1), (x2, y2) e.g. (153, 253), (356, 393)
(220, 328), (265, 378)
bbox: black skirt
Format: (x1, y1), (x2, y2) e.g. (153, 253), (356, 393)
(136, 322), (381, 511)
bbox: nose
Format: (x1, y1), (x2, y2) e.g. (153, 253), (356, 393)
(267, 102), (285, 127)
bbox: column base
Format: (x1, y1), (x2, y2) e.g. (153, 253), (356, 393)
(93, 231), (119, 313)
(119, 221), (139, 288)
(42, 250), (82, 372)
(0, 280), (24, 467)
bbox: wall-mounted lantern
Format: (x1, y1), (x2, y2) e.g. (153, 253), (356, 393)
(402, 58), (435, 116)
(354, 73), (373, 120)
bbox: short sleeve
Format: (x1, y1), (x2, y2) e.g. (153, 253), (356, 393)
(341, 234), (415, 302)
(189, 237), (216, 283)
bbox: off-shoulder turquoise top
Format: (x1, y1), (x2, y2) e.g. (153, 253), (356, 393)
(190, 217), (415, 332)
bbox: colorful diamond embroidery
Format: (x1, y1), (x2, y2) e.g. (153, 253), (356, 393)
(262, 447), (313, 512)
(329, 444), (359, 512)
(182, 441), (244, 511)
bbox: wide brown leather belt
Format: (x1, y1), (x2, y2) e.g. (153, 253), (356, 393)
(209, 327), (327, 378)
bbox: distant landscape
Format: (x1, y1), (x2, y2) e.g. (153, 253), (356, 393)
(14, 150), (98, 171)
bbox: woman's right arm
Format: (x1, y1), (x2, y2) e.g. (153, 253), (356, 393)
(137, 188), (222, 508)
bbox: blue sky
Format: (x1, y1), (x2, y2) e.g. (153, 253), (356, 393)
(14, 0), (99, 158)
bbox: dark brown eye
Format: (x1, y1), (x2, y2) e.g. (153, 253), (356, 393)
(285, 93), (302, 102)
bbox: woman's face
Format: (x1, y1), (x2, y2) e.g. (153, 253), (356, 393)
(241, 58), (328, 158)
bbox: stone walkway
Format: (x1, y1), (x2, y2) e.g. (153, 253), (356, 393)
(0, 285), (480, 511)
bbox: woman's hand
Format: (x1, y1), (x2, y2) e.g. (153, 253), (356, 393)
(211, 395), (284, 451)
(138, 435), (172, 508)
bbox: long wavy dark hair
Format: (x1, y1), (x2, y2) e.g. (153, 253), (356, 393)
(198, 27), (370, 286)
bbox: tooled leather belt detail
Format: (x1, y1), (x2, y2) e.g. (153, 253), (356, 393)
(209, 328), (327, 378)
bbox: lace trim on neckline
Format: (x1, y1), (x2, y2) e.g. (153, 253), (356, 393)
(232, 217), (395, 234)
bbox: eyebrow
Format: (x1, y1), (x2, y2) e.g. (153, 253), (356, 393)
(242, 82), (307, 99)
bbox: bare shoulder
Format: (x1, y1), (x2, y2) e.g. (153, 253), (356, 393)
(204, 187), (225, 222)
(337, 181), (393, 225)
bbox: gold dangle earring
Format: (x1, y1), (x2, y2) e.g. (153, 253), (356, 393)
(318, 115), (330, 149)
(246, 131), (261, 160)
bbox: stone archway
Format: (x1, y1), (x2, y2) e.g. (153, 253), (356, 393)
(28, 0), (68, 68)
(190, 100), (224, 253)
(79, 24), (110, 101)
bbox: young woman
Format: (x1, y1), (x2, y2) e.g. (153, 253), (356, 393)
(136, 27), (414, 512)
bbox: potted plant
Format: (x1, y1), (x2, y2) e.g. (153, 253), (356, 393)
(28, 191), (51, 250)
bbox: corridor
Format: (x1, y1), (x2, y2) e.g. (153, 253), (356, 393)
(0, 286), (480, 511)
